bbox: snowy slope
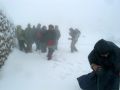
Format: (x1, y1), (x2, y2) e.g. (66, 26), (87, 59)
(0, 28), (120, 90)
(0, 33), (94, 90)
(0, 0), (120, 90)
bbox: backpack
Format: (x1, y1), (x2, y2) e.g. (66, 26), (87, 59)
(74, 29), (80, 40)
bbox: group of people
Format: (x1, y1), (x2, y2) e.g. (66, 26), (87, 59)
(15, 23), (81, 60)
(16, 23), (120, 90)
(15, 24), (61, 60)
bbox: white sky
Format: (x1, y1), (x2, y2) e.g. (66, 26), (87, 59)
(0, 0), (120, 38)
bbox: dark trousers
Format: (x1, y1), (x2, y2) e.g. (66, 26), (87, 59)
(77, 70), (119, 90)
(26, 42), (32, 52)
(18, 40), (25, 51)
(47, 48), (54, 60)
(41, 43), (47, 53)
(71, 40), (78, 52)
(35, 40), (41, 50)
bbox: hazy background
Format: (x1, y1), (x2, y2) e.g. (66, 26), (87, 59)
(0, 0), (120, 40)
(0, 1), (120, 90)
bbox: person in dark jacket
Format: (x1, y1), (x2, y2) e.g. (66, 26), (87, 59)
(69, 28), (80, 53)
(77, 39), (120, 90)
(32, 25), (36, 43)
(35, 23), (41, 51)
(46, 24), (56, 60)
(16, 25), (26, 51)
(40, 25), (47, 53)
(54, 25), (61, 50)
(24, 24), (33, 52)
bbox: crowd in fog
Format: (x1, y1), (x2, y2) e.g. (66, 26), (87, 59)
(15, 23), (80, 60)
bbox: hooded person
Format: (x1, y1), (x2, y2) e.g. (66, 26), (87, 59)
(77, 39), (120, 90)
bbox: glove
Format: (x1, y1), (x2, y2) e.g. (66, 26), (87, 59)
(91, 64), (102, 71)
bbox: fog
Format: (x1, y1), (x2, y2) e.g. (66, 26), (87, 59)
(0, 0), (120, 39)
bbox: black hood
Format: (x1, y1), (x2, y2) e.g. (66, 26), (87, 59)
(94, 39), (111, 54)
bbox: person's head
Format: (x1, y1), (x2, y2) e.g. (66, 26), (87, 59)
(42, 25), (47, 30)
(27, 23), (31, 28)
(37, 23), (41, 29)
(33, 25), (35, 29)
(48, 24), (54, 30)
(55, 25), (58, 30)
(16, 25), (22, 29)
(69, 27), (74, 32)
(94, 39), (111, 59)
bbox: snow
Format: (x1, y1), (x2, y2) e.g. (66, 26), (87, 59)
(0, 32), (94, 90)
(0, 25), (120, 90)
(0, 0), (120, 90)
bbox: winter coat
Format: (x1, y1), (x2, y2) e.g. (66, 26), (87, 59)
(35, 28), (41, 40)
(77, 39), (120, 90)
(39, 30), (47, 43)
(46, 29), (57, 47)
(24, 27), (34, 44)
(16, 28), (25, 41)
(69, 29), (80, 41)
(88, 39), (120, 74)
(32, 27), (37, 41)
(77, 70), (119, 90)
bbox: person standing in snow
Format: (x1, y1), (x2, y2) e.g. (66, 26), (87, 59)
(16, 25), (26, 51)
(24, 24), (33, 52)
(77, 39), (120, 90)
(40, 25), (47, 53)
(69, 28), (80, 53)
(46, 24), (57, 60)
(35, 23), (42, 51)
(32, 25), (36, 44)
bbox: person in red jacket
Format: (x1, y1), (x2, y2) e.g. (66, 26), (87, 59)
(46, 24), (57, 60)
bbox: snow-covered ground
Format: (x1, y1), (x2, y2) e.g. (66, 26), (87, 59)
(0, 31), (96, 90)
(0, 0), (120, 90)
(0, 31), (119, 90)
